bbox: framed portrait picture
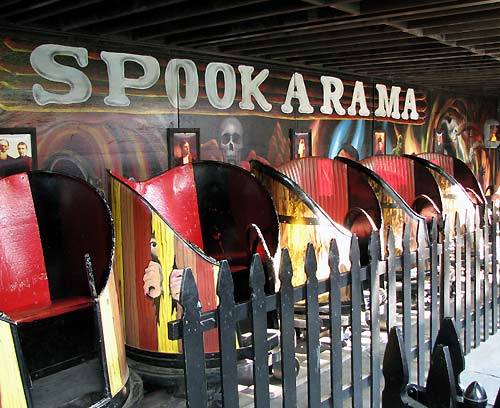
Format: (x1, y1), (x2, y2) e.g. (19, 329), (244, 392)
(289, 129), (312, 160)
(167, 128), (200, 168)
(484, 119), (500, 148)
(0, 128), (36, 177)
(373, 130), (386, 156)
(433, 128), (446, 153)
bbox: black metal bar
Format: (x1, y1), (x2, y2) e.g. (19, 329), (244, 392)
(249, 254), (271, 408)
(216, 261), (239, 408)
(416, 221), (426, 386)
(434, 317), (465, 399)
(278, 249), (297, 408)
(369, 230), (381, 408)
(402, 222), (413, 382)
(464, 215), (473, 354)
(475, 208), (482, 348)
(441, 217), (452, 322)
(179, 268), (208, 407)
(350, 235), (363, 408)
(484, 208), (491, 341)
(492, 203), (498, 333)
(430, 219), (439, 348)
(382, 327), (408, 408)
(169, 248), (444, 340)
(305, 243), (321, 408)
(328, 240), (342, 408)
(425, 345), (457, 408)
(454, 215), (463, 339)
(387, 228), (397, 342)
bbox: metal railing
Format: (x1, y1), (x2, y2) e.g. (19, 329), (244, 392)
(168, 204), (500, 407)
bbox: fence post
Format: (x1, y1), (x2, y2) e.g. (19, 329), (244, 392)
(369, 230), (381, 408)
(490, 204), (498, 334)
(216, 261), (239, 407)
(434, 317), (464, 399)
(441, 216), (452, 322)
(416, 220), (426, 386)
(425, 344), (457, 408)
(328, 240), (342, 408)
(484, 208), (491, 341)
(386, 228), (397, 335)
(402, 222), (413, 379)
(464, 212), (473, 354)
(430, 218), (439, 348)
(305, 243), (321, 408)
(350, 235), (363, 408)
(492, 203), (499, 333)
(179, 268), (208, 407)
(278, 249), (297, 408)
(454, 214), (463, 339)
(249, 254), (270, 408)
(475, 207), (483, 347)
(382, 327), (408, 408)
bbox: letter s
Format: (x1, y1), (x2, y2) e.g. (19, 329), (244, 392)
(30, 44), (92, 105)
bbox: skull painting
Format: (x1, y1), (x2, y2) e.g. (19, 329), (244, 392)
(219, 117), (243, 165)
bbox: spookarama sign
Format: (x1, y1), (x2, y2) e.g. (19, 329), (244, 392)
(30, 44), (419, 121)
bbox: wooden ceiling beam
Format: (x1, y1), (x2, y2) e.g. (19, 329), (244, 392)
(215, 26), (397, 53)
(0, 0), (25, 11)
(406, 7), (500, 29)
(361, 0), (473, 14)
(422, 18), (500, 35)
(279, 38), (437, 61)
(254, 32), (412, 58)
(445, 28), (500, 41)
(93, 0), (269, 35)
(1, 0), (62, 18)
(333, 53), (484, 69)
(313, 44), (454, 62)
(169, 2), (500, 47)
(456, 36), (500, 47)
(358, 62), (500, 75)
(60, 0), (190, 31)
(136, 2), (330, 41)
(18, 0), (103, 25)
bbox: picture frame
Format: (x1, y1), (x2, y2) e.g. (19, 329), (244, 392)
(373, 130), (386, 156)
(167, 128), (200, 168)
(484, 119), (500, 149)
(289, 129), (312, 160)
(0, 128), (36, 177)
(433, 128), (446, 154)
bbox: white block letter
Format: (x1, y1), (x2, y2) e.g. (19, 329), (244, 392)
(101, 51), (160, 107)
(347, 81), (370, 117)
(205, 62), (236, 110)
(401, 88), (419, 120)
(374, 84), (401, 119)
(320, 76), (346, 115)
(238, 65), (272, 112)
(281, 73), (314, 114)
(165, 59), (199, 109)
(30, 44), (91, 105)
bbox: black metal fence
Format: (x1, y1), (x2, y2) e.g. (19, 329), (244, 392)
(168, 204), (500, 407)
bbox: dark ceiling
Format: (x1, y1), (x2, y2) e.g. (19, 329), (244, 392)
(2, 0), (500, 96)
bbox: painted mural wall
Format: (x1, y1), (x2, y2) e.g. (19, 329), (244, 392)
(0, 30), (497, 195)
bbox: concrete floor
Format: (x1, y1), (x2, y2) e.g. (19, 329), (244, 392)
(460, 331), (500, 407)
